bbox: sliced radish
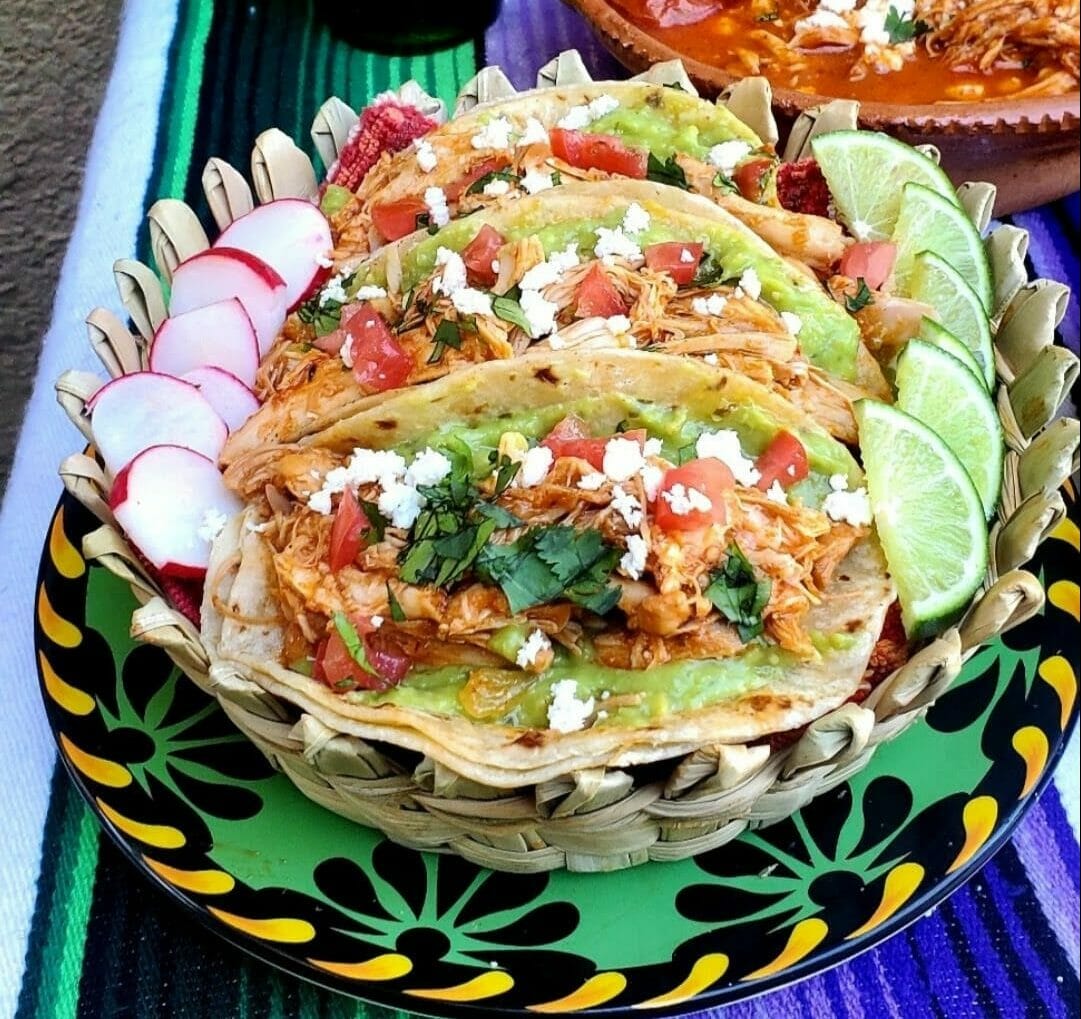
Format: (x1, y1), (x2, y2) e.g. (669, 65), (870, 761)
(110, 445), (242, 578)
(149, 298), (259, 386)
(89, 372), (228, 476)
(182, 367), (260, 431)
(215, 198), (333, 311)
(169, 247), (287, 357)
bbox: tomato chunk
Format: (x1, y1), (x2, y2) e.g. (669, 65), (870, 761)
(549, 128), (648, 179)
(315, 619), (411, 692)
(371, 198), (429, 242)
(342, 304), (413, 392)
(364, 630), (413, 685)
(575, 263), (627, 318)
(643, 242), (704, 286)
(839, 242), (897, 291)
(329, 489), (369, 572)
(733, 158), (773, 203)
(541, 417), (647, 471)
(461, 225), (506, 288)
(755, 431), (809, 492)
(653, 458), (734, 531)
(444, 156), (511, 201)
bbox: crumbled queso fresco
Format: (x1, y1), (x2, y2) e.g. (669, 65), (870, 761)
(620, 534), (649, 580)
(515, 628), (551, 669)
(555, 94), (619, 131)
(547, 679), (595, 733)
(695, 429), (761, 487)
(423, 186), (450, 227)
(470, 116), (515, 151)
(707, 140), (752, 176)
(823, 473), (873, 526)
(520, 170), (556, 194)
(414, 137), (437, 172)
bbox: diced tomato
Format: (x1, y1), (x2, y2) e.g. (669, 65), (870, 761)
(575, 263), (627, 318)
(312, 329), (346, 355)
(328, 489), (369, 572)
(839, 242), (897, 291)
(754, 431), (809, 491)
(364, 630), (413, 685)
(776, 158), (831, 217)
(652, 458), (734, 531)
(342, 304), (413, 392)
(371, 197), (429, 242)
(461, 225), (506, 288)
(444, 156), (512, 201)
(541, 417), (647, 471)
(549, 128), (648, 179)
(314, 619), (411, 692)
(733, 158), (774, 203)
(643, 242), (704, 286)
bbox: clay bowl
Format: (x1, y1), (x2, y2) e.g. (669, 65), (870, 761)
(565, 0), (1080, 214)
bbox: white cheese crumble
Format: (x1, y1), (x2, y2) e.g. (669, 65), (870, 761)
(796, 10), (850, 31)
(547, 679), (595, 733)
(244, 519), (270, 533)
(696, 429), (762, 487)
(765, 480), (788, 505)
(520, 170), (556, 195)
(197, 507), (228, 543)
(556, 94), (619, 130)
(703, 353), (719, 366)
(821, 0), (857, 11)
(378, 479), (424, 529)
(692, 293), (728, 317)
(432, 247), (467, 296)
(602, 437), (646, 482)
(707, 140), (752, 176)
(823, 474), (873, 526)
(451, 287), (494, 317)
(353, 285), (388, 301)
(594, 226), (643, 264)
(610, 485), (643, 529)
(315, 253), (334, 269)
(370, 614), (384, 629)
(620, 534), (649, 580)
(516, 628), (552, 669)
(518, 116), (549, 146)
(307, 448), (408, 515)
(424, 186), (450, 227)
(661, 484), (713, 515)
(414, 138), (438, 172)
(643, 437), (663, 458)
(640, 464), (664, 501)
(577, 472), (607, 491)
(737, 267), (762, 301)
(518, 288), (560, 338)
(470, 116), (515, 150)
(679, 247), (696, 263)
(518, 244), (580, 291)
(339, 337), (355, 369)
(621, 202), (650, 235)
(482, 178), (512, 197)
(780, 311), (803, 336)
(605, 314), (632, 337)
(518, 445), (554, 487)
(404, 448), (453, 487)
(320, 273), (349, 307)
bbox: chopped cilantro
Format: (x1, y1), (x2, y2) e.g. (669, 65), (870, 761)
(693, 253), (733, 288)
(492, 287), (533, 333)
(844, 278), (875, 313)
(663, 80), (687, 91)
(477, 525), (621, 615)
(428, 318), (463, 364)
(466, 169), (521, 196)
(705, 544), (771, 643)
(492, 454), (521, 495)
(884, 6), (931, 43)
(297, 272), (357, 336)
(332, 612), (378, 676)
(712, 171), (738, 194)
(646, 152), (690, 191)
(386, 583), (406, 622)
(550, 169), (563, 187)
(358, 499), (387, 543)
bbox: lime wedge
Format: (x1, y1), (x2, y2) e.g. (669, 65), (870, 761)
(855, 399), (988, 638)
(916, 317), (985, 386)
(892, 182), (993, 313)
(811, 131), (958, 243)
(908, 251), (995, 388)
(894, 339), (1003, 518)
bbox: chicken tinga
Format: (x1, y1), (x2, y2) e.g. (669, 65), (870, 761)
(225, 180), (891, 464)
(206, 352), (898, 787)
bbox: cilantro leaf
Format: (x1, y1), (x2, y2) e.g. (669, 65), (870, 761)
(693, 253), (733, 288)
(884, 6), (931, 43)
(297, 271), (357, 336)
(711, 170), (738, 194)
(386, 583), (406, 622)
(492, 289), (533, 333)
(466, 169), (521, 196)
(646, 152), (690, 191)
(428, 318), (463, 364)
(358, 499), (387, 543)
(844, 278), (875, 313)
(332, 612), (378, 679)
(492, 454), (521, 496)
(705, 544), (772, 643)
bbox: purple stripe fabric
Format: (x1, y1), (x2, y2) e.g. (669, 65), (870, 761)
(482, 2), (1080, 1015)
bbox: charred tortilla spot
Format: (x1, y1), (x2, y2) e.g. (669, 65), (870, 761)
(513, 730), (547, 747)
(748, 693), (790, 712)
(844, 618), (861, 633)
(375, 419), (397, 430)
(534, 367), (560, 384)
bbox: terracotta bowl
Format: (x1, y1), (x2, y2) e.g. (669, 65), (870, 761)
(565, 0), (1080, 214)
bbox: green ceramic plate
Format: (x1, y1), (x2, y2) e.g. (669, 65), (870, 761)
(36, 492), (1079, 1015)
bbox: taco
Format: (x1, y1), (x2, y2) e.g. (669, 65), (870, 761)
(207, 351), (898, 788)
(325, 79), (844, 271)
(226, 180), (888, 464)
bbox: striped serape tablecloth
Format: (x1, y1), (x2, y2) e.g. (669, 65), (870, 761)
(0, 1), (1077, 1017)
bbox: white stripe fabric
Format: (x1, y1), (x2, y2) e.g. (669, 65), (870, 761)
(0, 2), (178, 1015)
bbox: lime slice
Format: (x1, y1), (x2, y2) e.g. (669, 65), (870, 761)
(855, 399), (988, 638)
(908, 251), (995, 388)
(892, 183), (993, 313)
(894, 339), (1003, 517)
(811, 131), (958, 243)
(916, 317), (985, 386)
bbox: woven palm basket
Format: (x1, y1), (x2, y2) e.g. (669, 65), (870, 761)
(56, 53), (1081, 874)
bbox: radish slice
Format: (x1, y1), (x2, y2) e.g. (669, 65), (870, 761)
(110, 444), (242, 578)
(149, 298), (259, 386)
(182, 367), (260, 431)
(215, 198), (333, 311)
(169, 248), (287, 357)
(89, 372), (228, 476)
